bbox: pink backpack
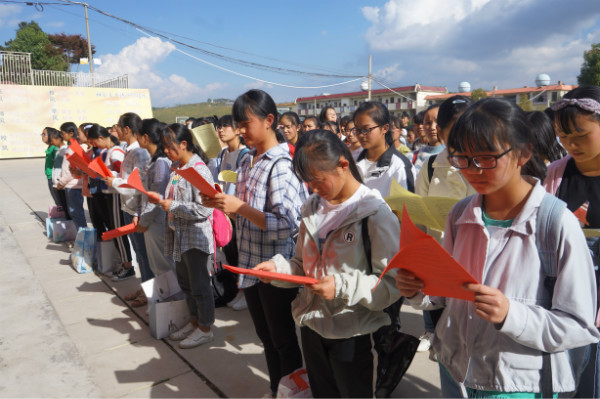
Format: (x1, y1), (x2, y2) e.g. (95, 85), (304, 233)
(194, 162), (232, 248)
(210, 209), (232, 248)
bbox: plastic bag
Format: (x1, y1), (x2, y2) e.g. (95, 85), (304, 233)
(277, 368), (311, 398)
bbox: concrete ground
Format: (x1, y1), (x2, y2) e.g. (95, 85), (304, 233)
(0, 158), (441, 398)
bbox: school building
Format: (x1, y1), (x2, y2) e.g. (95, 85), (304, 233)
(424, 82), (576, 109)
(295, 84), (448, 119)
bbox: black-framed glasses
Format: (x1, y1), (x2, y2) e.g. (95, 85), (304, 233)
(448, 148), (513, 169)
(350, 125), (382, 136)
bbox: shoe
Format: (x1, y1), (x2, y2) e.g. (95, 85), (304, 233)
(227, 290), (244, 308)
(417, 331), (433, 352)
(169, 322), (196, 341)
(231, 295), (247, 311)
(130, 291), (148, 307)
(125, 289), (143, 301)
(112, 266), (123, 276)
(112, 267), (135, 282)
(179, 327), (213, 349)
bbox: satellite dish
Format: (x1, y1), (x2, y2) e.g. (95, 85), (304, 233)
(535, 74), (551, 87)
(360, 81), (369, 91)
(458, 82), (471, 93)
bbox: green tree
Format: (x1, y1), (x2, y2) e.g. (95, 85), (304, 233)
(48, 33), (95, 71)
(470, 88), (488, 101)
(578, 43), (600, 86)
(2, 21), (68, 71)
(517, 93), (533, 111)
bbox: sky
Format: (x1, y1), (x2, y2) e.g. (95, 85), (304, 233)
(1, 0), (600, 107)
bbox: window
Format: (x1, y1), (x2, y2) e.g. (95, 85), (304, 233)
(354, 100), (358, 106)
(552, 92), (558, 102)
(390, 97), (395, 103)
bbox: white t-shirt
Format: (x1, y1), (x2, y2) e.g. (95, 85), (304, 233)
(314, 184), (369, 240)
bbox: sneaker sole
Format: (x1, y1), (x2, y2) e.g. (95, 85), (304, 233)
(179, 336), (213, 349)
(112, 274), (135, 282)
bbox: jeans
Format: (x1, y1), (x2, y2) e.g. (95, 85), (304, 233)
(123, 212), (153, 282)
(47, 179), (61, 207)
(65, 188), (86, 229)
(574, 340), (600, 398)
(439, 362), (465, 398)
(175, 248), (214, 327)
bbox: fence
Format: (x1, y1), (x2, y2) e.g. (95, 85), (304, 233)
(0, 51), (128, 88)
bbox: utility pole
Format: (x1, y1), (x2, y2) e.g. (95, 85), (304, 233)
(368, 55), (372, 101)
(84, 3), (94, 87)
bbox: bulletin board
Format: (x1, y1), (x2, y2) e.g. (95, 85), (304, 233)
(0, 85), (153, 159)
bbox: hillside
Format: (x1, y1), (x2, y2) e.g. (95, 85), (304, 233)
(152, 102), (234, 123)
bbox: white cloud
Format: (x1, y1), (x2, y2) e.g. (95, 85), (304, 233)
(0, 4), (21, 28)
(375, 63), (406, 82)
(46, 21), (65, 28)
(96, 36), (227, 106)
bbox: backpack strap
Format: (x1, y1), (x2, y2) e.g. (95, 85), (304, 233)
(236, 147), (250, 169)
(398, 152), (415, 193)
(534, 193), (566, 398)
(427, 154), (437, 184)
(362, 216), (372, 274)
(449, 197), (472, 240)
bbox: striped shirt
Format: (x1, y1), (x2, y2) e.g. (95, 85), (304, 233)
(163, 154), (214, 262)
(235, 143), (308, 288)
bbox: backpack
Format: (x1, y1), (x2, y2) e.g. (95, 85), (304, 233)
(450, 193), (591, 396)
(362, 216), (419, 398)
(194, 161), (233, 248)
(217, 147), (250, 175)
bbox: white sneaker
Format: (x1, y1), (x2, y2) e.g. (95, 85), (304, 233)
(169, 322), (195, 341)
(179, 327), (213, 349)
(231, 295), (247, 311)
(417, 331), (433, 352)
(227, 290), (244, 308)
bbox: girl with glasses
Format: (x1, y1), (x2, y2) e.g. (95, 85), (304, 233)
(353, 101), (415, 197)
(397, 97), (599, 398)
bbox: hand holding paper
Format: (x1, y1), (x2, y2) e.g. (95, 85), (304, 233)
(119, 168), (161, 202)
(69, 138), (91, 162)
(375, 205), (478, 301)
(88, 157), (113, 179)
(66, 152), (100, 179)
(174, 166), (222, 198)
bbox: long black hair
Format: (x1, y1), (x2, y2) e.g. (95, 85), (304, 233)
(232, 89), (278, 130)
(526, 111), (566, 163)
(293, 129), (363, 184)
(86, 124), (120, 146)
(118, 112), (142, 134)
(60, 121), (78, 143)
(437, 95), (472, 131)
(140, 118), (168, 162)
(448, 97), (546, 180)
(164, 123), (208, 164)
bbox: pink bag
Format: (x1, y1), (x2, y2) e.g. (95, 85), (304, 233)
(210, 209), (232, 248)
(48, 205), (65, 219)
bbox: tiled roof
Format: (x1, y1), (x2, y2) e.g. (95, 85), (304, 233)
(424, 84), (577, 100)
(297, 85), (447, 102)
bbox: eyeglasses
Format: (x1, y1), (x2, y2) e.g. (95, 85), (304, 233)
(350, 125), (382, 136)
(448, 148), (513, 169)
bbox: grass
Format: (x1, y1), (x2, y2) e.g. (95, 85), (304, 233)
(152, 102), (234, 123)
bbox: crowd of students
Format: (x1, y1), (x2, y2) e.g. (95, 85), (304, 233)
(40, 86), (600, 398)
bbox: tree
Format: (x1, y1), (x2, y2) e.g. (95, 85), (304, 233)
(470, 88), (488, 101)
(48, 33), (95, 71)
(578, 43), (600, 86)
(1, 21), (68, 71)
(517, 93), (533, 111)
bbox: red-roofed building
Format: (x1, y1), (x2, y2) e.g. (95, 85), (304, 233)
(295, 84), (448, 118)
(424, 82), (576, 109)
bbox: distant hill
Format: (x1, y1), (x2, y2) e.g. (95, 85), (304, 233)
(152, 102), (234, 123)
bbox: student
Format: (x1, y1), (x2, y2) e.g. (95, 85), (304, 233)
(322, 120), (342, 141)
(414, 95), (476, 397)
(150, 123), (215, 349)
(302, 116), (320, 133)
(131, 119), (175, 305)
(319, 106), (337, 124)
(215, 114), (250, 310)
(411, 111), (427, 152)
(397, 97), (599, 397)
(544, 86), (600, 398)
(354, 101), (416, 197)
(56, 122), (87, 230)
(254, 129), (401, 398)
(42, 127), (62, 208)
(279, 111), (302, 148)
(107, 113), (152, 283)
(390, 115), (412, 155)
(413, 105), (445, 172)
(344, 120), (363, 160)
(49, 129), (71, 221)
(203, 89), (308, 397)
(86, 124), (134, 277)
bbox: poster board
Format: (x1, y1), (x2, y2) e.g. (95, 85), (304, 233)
(0, 85), (152, 159)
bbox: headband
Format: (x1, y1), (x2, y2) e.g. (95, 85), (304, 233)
(551, 98), (600, 114)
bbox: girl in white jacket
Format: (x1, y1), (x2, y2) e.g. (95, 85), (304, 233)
(255, 129), (401, 398)
(396, 97), (599, 397)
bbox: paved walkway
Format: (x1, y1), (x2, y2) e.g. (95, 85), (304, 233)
(0, 158), (441, 398)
